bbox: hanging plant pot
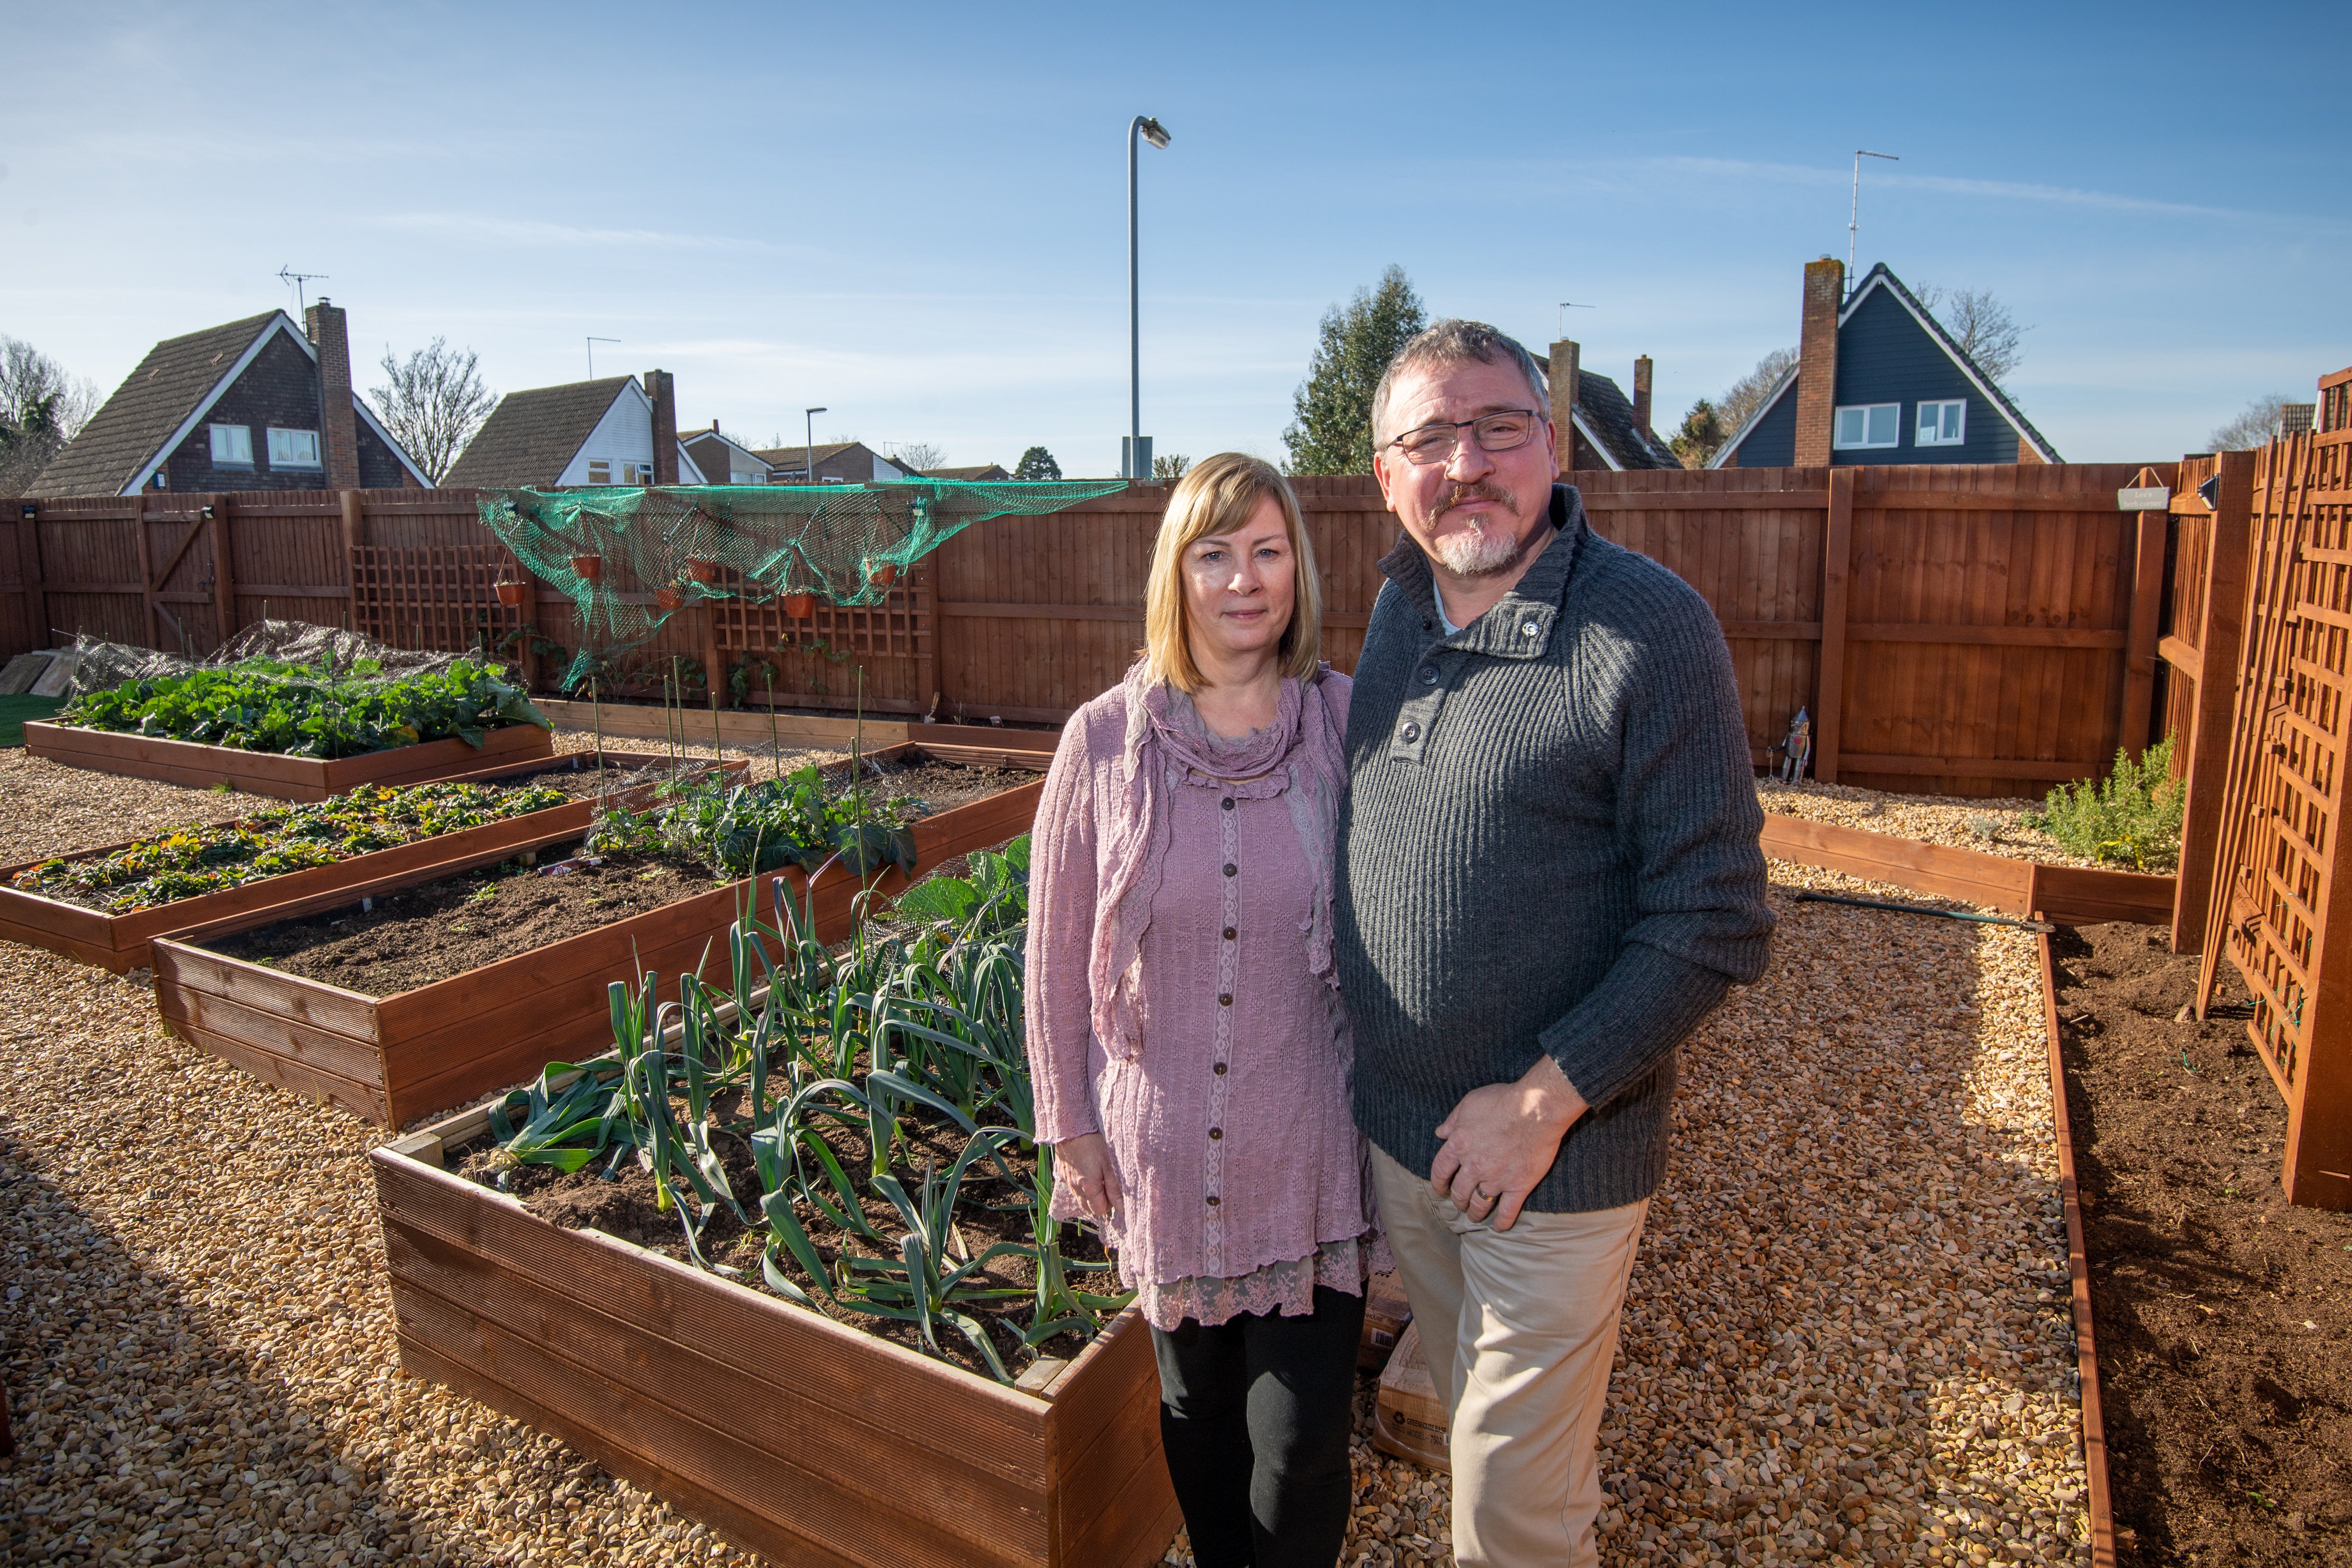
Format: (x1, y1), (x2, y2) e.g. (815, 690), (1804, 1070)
(494, 581), (527, 607)
(867, 562), (899, 589)
(654, 586), (686, 611)
(569, 555), (603, 583)
(783, 592), (816, 621)
(684, 558), (718, 584)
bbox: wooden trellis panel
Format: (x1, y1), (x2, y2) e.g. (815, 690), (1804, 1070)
(708, 565), (932, 715)
(2198, 365), (2352, 1209)
(350, 545), (524, 656)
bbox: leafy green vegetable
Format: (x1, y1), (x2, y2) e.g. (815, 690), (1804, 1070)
(56, 657), (551, 759)
(11, 780), (569, 912)
(586, 765), (918, 881)
(2022, 737), (2185, 871)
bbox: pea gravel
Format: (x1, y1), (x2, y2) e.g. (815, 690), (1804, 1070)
(1757, 778), (2103, 869)
(0, 748), (2091, 1568)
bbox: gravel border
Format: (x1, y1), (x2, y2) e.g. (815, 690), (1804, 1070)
(1757, 779), (2110, 870)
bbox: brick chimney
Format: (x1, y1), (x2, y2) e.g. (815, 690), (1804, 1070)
(1632, 355), (1654, 437)
(303, 299), (362, 489)
(645, 370), (679, 484)
(1548, 338), (1582, 473)
(1792, 257), (1844, 468)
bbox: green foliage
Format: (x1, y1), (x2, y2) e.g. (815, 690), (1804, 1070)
(586, 764), (918, 881)
(11, 780), (568, 912)
(1670, 399), (1727, 469)
(2022, 737), (2186, 871)
(1013, 446), (1062, 481)
(1150, 452), (1191, 480)
(57, 657), (550, 759)
(1282, 264), (1428, 476)
(485, 832), (1128, 1382)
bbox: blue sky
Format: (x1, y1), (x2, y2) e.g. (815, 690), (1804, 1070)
(4, 0), (2346, 475)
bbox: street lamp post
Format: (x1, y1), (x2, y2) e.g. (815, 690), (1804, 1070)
(1126, 115), (1171, 479)
(804, 406), (827, 483)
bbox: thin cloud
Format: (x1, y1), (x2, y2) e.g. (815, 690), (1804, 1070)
(360, 212), (805, 254)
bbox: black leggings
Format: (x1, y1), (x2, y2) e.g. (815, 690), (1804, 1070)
(1150, 1283), (1366, 1568)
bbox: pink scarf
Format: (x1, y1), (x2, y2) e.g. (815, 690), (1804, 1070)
(1088, 659), (1347, 1063)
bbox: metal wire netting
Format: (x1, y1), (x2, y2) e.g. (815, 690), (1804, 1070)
(64, 619), (483, 699)
(476, 479), (1124, 691)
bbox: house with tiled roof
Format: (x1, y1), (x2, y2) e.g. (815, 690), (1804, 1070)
(922, 463), (1011, 482)
(1535, 344), (1680, 471)
(680, 425), (772, 486)
(444, 373), (707, 488)
(751, 440), (909, 484)
(1711, 260), (2059, 468)
(33, 303), (427, 496)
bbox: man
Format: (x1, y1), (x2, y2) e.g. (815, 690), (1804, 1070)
(1335, 319), (1773, 1567)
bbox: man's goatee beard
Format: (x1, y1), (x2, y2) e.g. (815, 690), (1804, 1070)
(1433, 524), (1523, 576)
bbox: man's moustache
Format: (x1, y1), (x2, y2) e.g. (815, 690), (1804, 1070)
(1438, 483), (1518, 520)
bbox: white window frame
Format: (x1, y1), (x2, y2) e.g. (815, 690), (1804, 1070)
(208, 423), (254, 466)
(1833, 402), (1902, 451)
(1916, 399), (1967, 447)
(266, 427), (322, 468)
(587, 460), (612, 485)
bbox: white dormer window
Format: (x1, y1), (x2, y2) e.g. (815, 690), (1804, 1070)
(628, 462), (653, 485)
(1916, 400), (1966, 447)
(267, 427), (322, 468)
(1833, 403), (1901, 450)
(587, 460), (612, 485)
(209, 424), (254, 465)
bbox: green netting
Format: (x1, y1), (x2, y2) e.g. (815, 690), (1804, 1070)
(476, 479), (1123, 692)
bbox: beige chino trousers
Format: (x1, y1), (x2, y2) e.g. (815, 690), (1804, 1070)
(1371, 1146), (1648, 1568)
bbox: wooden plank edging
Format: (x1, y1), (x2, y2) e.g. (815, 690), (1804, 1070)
(22, 719), (554, 802)
(2036, 922), (2118, 1568)
(1760, 815), (2176, 928)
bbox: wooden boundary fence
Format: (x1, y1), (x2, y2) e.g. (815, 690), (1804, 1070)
(3, 462), (2173, 798)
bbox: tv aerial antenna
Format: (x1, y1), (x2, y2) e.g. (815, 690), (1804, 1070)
(587, 337), (621, 378)
(277, 266), (329, 315)
(1848, 150), (1899, 283)
(1557, 300), (1596, 336)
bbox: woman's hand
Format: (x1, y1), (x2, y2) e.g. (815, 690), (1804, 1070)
(1055, 1132), (1125, 1223)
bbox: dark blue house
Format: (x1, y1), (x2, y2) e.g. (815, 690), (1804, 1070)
(1712, 262), (2058, 469)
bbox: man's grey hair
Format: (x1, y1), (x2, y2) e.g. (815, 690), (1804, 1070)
(1370, 319), (1551, 446)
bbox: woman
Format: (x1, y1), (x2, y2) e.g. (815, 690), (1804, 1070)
(1026, 452), (1377, 1568)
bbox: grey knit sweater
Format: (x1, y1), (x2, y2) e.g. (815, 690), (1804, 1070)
(1335, 484), (1774, 1214)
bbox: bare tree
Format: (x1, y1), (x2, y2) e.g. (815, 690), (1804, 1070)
(2208, 393), (2294, 452)
(1712, 347), (1798, 450)
(885, 441), (947, 473)
(368, 338), (496, 485)
(1914, 284), (2029, 387)
(1151, 452), (1192, 479)
(0, 336), (100, 493)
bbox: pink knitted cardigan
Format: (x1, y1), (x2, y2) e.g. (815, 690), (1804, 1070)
(1025, 668), (1379, 1320)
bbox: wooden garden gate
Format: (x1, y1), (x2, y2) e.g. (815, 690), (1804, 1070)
(2197, 366), (2352, 1209)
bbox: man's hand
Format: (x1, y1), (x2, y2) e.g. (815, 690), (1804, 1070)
(1054, 1132), (1124, 1224)
(1429, 1054), (1588, 1230)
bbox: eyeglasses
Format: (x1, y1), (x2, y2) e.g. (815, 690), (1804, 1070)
(1383, 409), (1544, 467)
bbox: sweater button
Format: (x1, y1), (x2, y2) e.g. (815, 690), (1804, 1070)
(1399, 721), (1421, 743)
(1223, 926), (1236, 940)
(1209, 1127), (1222, 1140)
(1213, 1062), (1227, 1075)
(1419, 664), (1438, 685)
(1205, 1195), (1220, 1206)
(1521, 620), (1539, 636)
(1218, 993), (1232, 1006)
(1223, 862), (1236, 877)
(1221, 796), (1234, 810)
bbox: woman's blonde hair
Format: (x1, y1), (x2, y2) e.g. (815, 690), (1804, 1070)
(1142, 452), (1322, 694)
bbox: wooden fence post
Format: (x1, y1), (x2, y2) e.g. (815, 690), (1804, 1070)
(340, 490), (366, 636)
(913, 555), (940, 721)
(2118, 509), (2170, 761)
(2171, 449), (2254, 955)
(213, 496), (238, 651)
(1813, 468), (1854, 783)
(16, 500), (50, 651)
(132, 490), (161, 649)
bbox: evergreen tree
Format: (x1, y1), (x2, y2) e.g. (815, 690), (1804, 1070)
(1669, 399), (1726, 469)
(1013, 445), (1062, 481)
(1281, 266), (1427, 475)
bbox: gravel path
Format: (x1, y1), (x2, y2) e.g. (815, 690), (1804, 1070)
(0, 755), (257, 867)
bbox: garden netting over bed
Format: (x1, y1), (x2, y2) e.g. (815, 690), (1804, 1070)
(474, 479), (1125, 691)
(60, 619), (489, 700)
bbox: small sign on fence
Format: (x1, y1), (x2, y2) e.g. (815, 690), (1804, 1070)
(2117, 467), (2171, 511)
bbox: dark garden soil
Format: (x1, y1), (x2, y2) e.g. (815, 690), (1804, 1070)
(860, 754), (1039, 816)
(451, 1104), (1110, 1380)
(2050, 921), (2352, 1567)
(202, 846), (722, 995)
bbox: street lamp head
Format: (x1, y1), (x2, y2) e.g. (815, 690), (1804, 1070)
(1137, 116), (1171, 150)
(806, 406), (827, 416)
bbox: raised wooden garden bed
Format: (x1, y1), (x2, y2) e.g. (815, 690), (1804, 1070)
(372, 1103), (1177, 1568)
(22, 718), (555, 802)
(0, 750), (714, 974)
(152, 759), (1046, 1127)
